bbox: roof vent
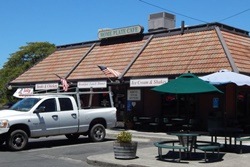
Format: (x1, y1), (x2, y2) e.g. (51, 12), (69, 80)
(148, 12), (176, 32)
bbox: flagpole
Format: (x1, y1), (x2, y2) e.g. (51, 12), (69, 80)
(107, 77), (113, 83)
(97, 65), (120, 83)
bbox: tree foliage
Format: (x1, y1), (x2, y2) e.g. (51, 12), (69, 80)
(0, 42), (56, 104)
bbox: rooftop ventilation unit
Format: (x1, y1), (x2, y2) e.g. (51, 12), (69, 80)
(148, 12), (176, 32)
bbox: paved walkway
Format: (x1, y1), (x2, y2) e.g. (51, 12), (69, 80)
(87, 129), (250, 167)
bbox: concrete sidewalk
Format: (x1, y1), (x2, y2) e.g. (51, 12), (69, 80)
(87, 129), (250, 167)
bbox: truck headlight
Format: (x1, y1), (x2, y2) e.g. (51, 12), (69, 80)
(0, 120), (9, 128)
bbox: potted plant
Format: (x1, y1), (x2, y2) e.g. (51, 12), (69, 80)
(113, 131), (138, 159)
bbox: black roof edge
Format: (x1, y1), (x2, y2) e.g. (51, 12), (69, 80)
(144, 22), (249, 37)
(56, 40), (100, 50)
(55, 22), (249, 50)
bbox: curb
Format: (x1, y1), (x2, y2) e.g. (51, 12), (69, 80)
(87, 156), (123, 167)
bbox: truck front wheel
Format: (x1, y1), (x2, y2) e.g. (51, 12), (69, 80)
(7, 130), (28, 151)
(88, 124), (106, 142)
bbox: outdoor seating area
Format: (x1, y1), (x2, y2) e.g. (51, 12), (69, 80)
(89, 129), (250, 166)
(126, 70), (250, 164)
(132, 116), (199, 132)
(131, 71), (250, 164)
(153, 130), (242, 163)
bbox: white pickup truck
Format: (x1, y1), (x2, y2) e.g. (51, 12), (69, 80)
(0, 88), (117, 151)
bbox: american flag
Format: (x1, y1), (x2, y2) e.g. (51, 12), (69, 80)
(60, 78), (69, 91)
(97, 65), (121, 78)
(54, 74), (69, 92)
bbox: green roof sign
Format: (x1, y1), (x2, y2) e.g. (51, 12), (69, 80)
(98, 25), (144, 39)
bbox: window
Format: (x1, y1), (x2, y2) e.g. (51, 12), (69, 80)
(59, 98), (73, 111)
(38, 98), (56, 112)
(11, 98), (41, 112)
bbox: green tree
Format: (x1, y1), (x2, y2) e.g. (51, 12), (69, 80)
(0, 42), (56, 104)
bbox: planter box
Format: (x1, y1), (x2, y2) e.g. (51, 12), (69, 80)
(113, 141), (138, 159)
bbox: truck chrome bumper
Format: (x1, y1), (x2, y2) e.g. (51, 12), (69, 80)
(0, 128), (9, 134)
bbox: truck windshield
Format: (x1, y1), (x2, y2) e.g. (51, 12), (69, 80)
(10, 98), (41, 112)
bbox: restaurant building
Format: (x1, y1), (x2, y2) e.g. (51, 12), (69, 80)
(9, 12), (250, 132)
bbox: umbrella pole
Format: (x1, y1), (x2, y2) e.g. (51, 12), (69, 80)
(187, 95), (190, 129)
(176, 94), (179, 116)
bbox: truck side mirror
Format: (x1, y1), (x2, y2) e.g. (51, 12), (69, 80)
(34, 106), (46, 113)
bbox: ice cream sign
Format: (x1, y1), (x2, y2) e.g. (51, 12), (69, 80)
(130, 78), (168, 87)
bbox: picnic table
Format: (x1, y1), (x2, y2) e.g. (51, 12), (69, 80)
(154, 132), (223, 162)
(208, 127), (243, 146)
(168, 132), (200, 156)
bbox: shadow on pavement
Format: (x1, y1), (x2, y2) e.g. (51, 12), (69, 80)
(155, 150), (225, 163)
(0, 137), (115, 151)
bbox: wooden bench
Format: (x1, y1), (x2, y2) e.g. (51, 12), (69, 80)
(195, 141), (223, 162)
(236, 136), (250, 154)
(154, 140), (188, 162)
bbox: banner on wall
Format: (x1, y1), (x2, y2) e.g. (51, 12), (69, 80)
(77, 80), (107, 88)
(35, 83), (58, 90)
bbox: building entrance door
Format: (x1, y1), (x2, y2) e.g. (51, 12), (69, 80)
(113, 89), (126, 122)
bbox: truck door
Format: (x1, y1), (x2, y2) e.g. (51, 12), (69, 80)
(30, 98), (60, 136)
(58, 97), (79, 134)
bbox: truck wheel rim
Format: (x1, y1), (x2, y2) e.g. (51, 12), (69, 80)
(13, 134), (24, 147)
(94, 127), (103, 139)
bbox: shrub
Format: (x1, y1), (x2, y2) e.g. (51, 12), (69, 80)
(116, 131), (132, 143)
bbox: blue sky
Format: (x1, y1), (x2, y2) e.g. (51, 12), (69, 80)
(1, 0), (249, 68)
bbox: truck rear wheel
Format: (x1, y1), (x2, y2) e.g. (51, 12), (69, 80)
(7, 129), (28, 151)
(88, 124), (106, 142)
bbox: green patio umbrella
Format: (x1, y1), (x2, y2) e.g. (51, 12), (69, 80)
(152, 72), (223, 94)
(152, 72), (223, 129)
